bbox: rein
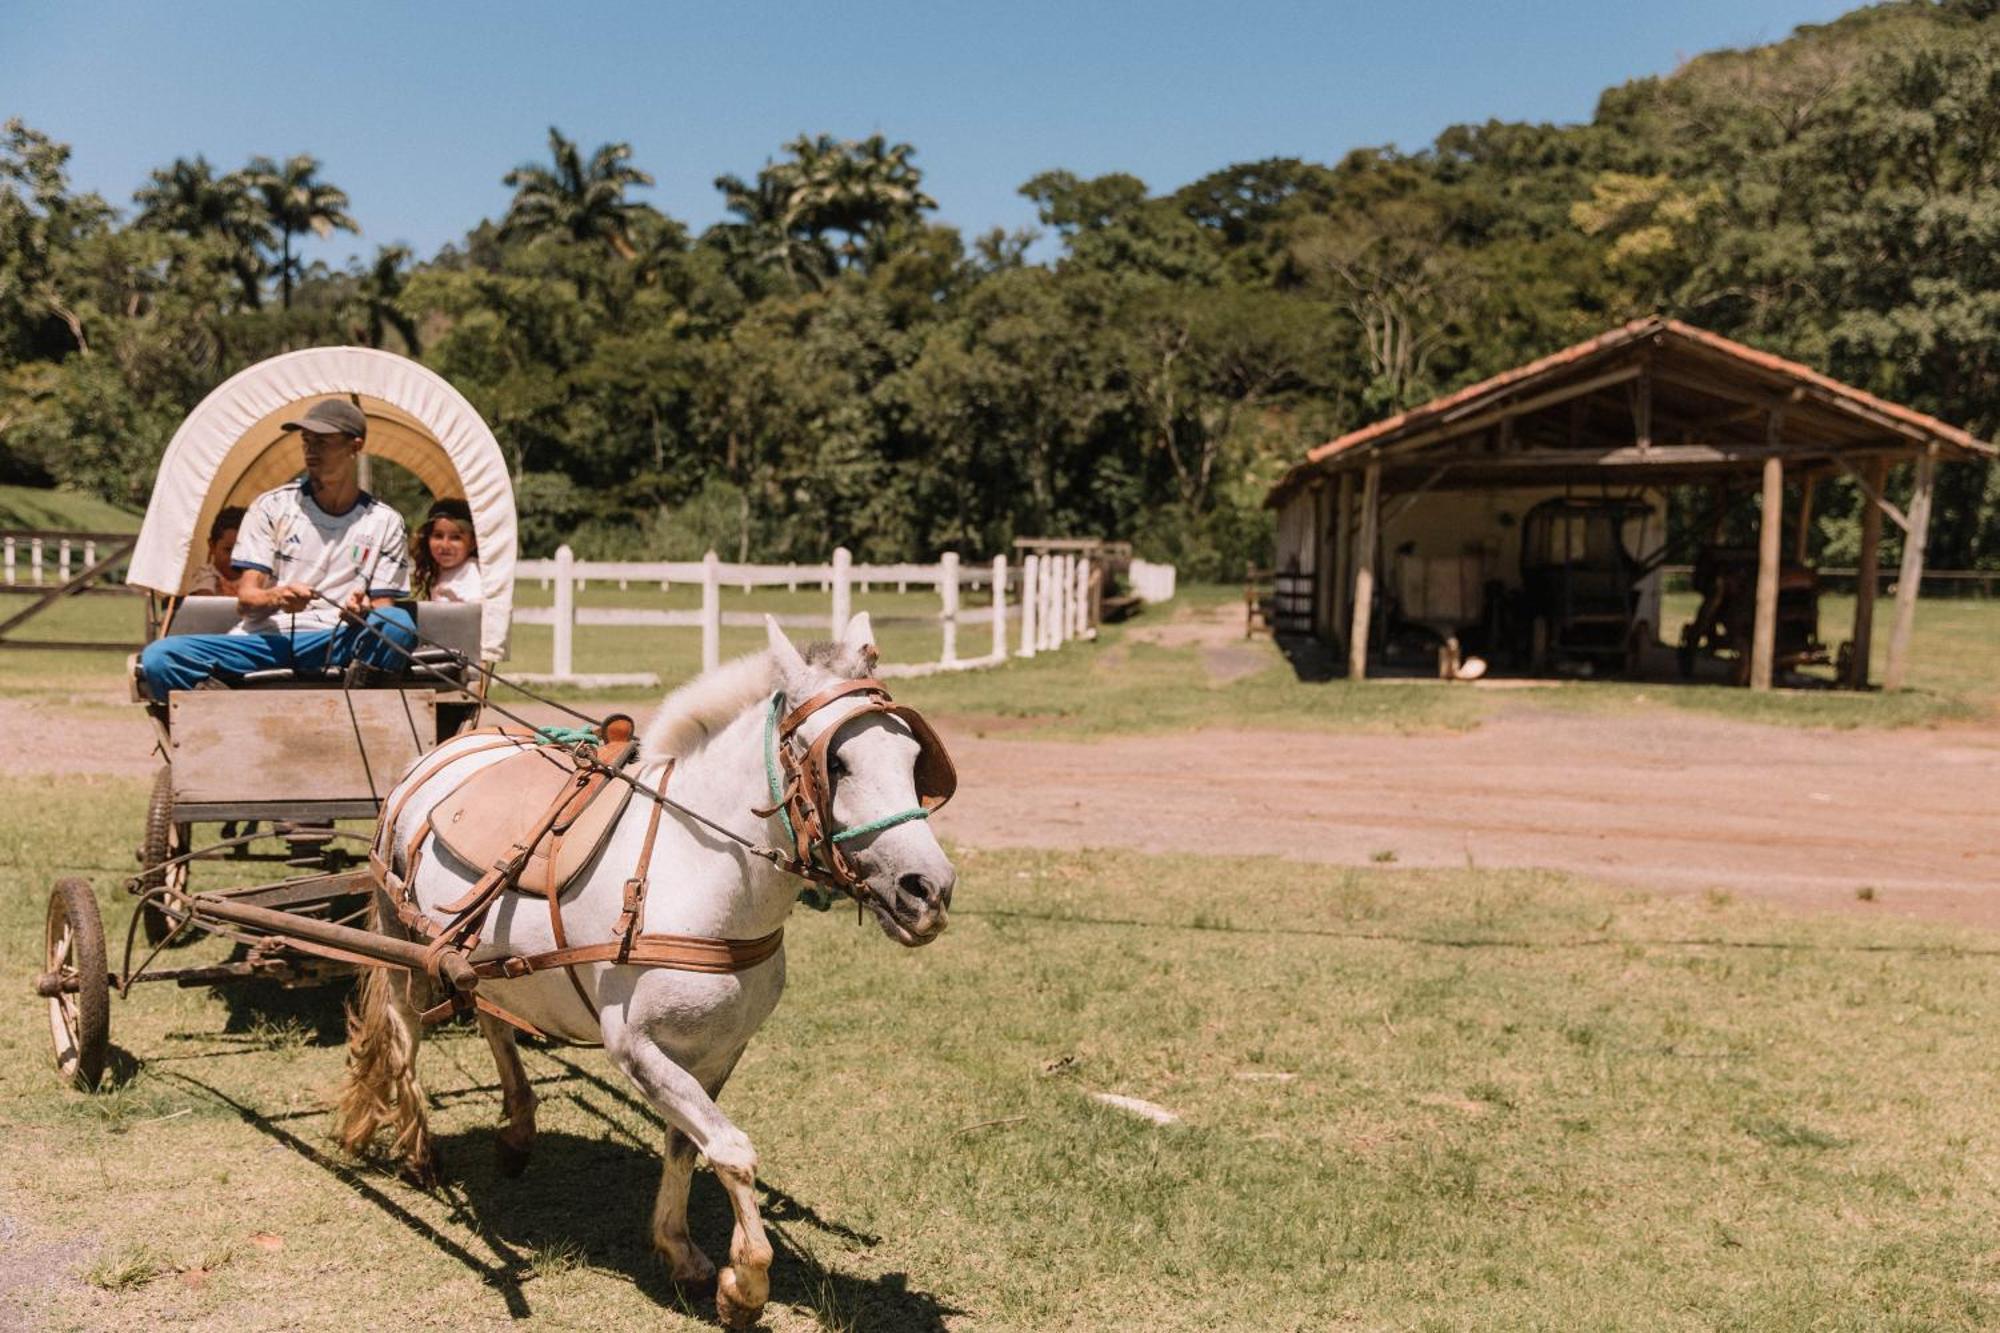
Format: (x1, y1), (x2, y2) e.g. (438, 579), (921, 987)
(315, 591), (953, 904)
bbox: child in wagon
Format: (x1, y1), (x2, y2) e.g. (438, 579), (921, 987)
(412, 497), (481, 602)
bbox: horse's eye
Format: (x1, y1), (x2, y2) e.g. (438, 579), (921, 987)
(828, 755), (847, 778)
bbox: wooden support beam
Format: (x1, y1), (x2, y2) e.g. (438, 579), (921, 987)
(1750, 424), (1784, 691)
(1330, 470), (1353, 648)
(1348, 459), (1380, 680)
(1380, 465), (1451, 529)
(1830, 454), (1911, 534)
(1632, 370), (1652, 454)
(1793, 474), (1814, 566)
(1884, 446), (1937, 691)
(1849, 457), (1885, 688)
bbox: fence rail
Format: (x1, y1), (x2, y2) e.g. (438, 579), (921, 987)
(512, 545), (1165, 688)
(1, 531), (139, 593)
(1659, 564), (1999, 598)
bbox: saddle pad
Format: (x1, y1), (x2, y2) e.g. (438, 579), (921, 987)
(431, 746), (637, 898)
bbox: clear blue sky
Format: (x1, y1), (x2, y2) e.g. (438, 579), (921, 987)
(7, 0), (1855, 268)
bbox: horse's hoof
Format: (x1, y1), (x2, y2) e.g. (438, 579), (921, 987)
(495, 1135), (531, 1179)
(657, 1241), (716, 1289)
(716, 1266), (766, 1328)
(400, 1148), (443, 1190)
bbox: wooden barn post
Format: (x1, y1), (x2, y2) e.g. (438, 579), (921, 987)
(1347, 459), (1380, 679)
(1885, 445), (1937, 691)
(1848, 458), (1886, 687)
(1331, 470), (1353, 647)
(1750, 455), (1783, 690)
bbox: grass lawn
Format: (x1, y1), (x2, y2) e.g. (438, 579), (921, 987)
(4, 775), (1999, 1329)
(0, 485), (141, 533)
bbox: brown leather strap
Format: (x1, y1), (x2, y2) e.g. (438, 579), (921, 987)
(779, 678), (887, 737)
(615, 764), (671, 960)
(496, 926), (784, 976)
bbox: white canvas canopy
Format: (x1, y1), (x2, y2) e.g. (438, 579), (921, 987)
(127, 347), (516, 660)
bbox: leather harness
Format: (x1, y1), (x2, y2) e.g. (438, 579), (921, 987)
(363, 679), (953, 1037)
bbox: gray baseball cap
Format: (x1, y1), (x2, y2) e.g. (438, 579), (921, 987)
(281, 399), (368, 439)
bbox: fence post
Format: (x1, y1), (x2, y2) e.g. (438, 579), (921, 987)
(1018, 554), (1039, 658)
(58, 539), (71, 583)
(831, 547), (852, 638)
(3, 537), (12, 585)
(31, 538), (44, 586)
(1073, 557), (1089, 638)
(702, 550), (721, 672)
(991, 555), (1007, 662)
(553, 544), (575, 679)
(1048, 555), (1067, 649)
(940, 552), (960, 666)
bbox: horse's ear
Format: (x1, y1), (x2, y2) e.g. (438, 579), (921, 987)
(842, 613), (878, 671)
(766, 616), (808, 687)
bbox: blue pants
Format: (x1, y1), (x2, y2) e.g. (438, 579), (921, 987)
(140, 607), (417, 701)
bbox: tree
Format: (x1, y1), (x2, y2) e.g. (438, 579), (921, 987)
(347, 244), (420, 355)
(500, 127), (654, 260)
(245, 153), (358, 309)
(132, 156), (270, 309)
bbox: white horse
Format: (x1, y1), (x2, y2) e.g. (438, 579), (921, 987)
(334, 614), (956, 1327)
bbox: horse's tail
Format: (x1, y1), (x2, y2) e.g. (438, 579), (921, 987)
(333, 899), (431, 1164)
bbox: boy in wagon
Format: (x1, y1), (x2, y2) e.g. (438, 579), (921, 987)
(139, 399), (418, 700)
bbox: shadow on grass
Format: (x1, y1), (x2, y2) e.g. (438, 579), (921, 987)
(162, 1057), (961, 1329)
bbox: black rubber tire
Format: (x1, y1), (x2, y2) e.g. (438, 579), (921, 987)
(46, 877), (110, 1092)
(138, 766), (191, 946)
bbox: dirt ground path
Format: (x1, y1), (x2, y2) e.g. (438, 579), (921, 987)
(8, 688), (1998, 929)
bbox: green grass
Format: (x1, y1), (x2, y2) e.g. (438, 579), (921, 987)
(4, 776), (2000, 1329)
(0, 484), (142, 533)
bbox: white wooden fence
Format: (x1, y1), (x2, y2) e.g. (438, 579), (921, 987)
(512, 545), (1134, 687)
(2, 535), (105, 586)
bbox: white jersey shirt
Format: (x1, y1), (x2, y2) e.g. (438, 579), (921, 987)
(229, 477), (411, 635)
(428, 557), (483, 603)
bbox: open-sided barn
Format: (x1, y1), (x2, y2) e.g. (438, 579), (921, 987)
(1266, 317), (1998, 689)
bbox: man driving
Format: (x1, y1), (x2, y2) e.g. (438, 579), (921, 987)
(139, 399), (417, 700)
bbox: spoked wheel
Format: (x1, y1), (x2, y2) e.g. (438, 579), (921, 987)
(138, 765), (192, 946)
(45, 877), (110, 1092)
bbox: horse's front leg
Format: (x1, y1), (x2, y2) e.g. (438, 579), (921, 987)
(607, 1028), (773, 1328)
(649, 1044), (748, 1288)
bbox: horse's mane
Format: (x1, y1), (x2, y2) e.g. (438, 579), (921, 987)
(638, 640), (873, 761)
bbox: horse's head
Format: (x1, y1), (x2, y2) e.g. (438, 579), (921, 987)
(765, 614), (956, 946)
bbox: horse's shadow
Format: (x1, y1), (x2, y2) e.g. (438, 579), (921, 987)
(166, 1062), (961, 1330)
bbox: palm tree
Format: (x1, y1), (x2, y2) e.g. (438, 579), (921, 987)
(787, 133), (936, 268)
(500, 127), (654, 259)
(245, 154), (358, 309)
(710, 167), (832, 292)
(348, 244), (420, 355)
(132, 156), (270, 308)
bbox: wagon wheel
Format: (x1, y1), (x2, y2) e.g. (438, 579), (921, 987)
(138, 765), (192, 946)
(45, 878), (110, 1092)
